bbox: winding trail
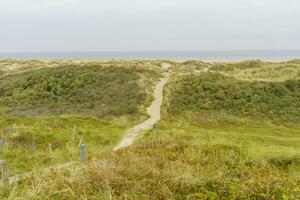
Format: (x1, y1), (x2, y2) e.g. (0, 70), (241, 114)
(7, 64), (171, 185)
(113, 72), (170, 151)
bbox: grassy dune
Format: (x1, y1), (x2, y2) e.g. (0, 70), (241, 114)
(1, 60), (300, 199)
(0, 116), (127, 175)
(166, 73), (300, 124)
(0, 60), (162, 176)
(210, 60), (300, 82)
(0, 60), (161, 118)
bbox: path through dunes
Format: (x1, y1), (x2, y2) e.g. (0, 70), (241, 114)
(8, 72), (170, 184)
(113, 71), (170, 151)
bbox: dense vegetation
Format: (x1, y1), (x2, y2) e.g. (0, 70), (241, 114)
(166, 72), (300, 124)
(1, 60), (300, 199)
(0, 60), (162, 176)
(209, 60), (264, 71)
(0, 62), (160, 118)
(210, 60), (300, 81)
(0, 116), (127, 175)
(2, 120), (299, 199)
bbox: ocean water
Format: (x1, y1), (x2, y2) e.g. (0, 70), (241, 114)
(0, 51), (300, 61)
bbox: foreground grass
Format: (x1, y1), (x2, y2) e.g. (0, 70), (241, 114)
(1, 60), (300, 199)
(2, 119), (299, 199)
(0, 115), (129, 175)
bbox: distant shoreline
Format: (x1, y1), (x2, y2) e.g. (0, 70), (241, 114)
(0, 58), (298, 63)
(0, 50), (299, 62)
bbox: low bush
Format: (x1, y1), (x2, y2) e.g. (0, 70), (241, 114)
(210, 60), (263, 72)
(0, 63), (159, 118)
(166, 73), (300, 124)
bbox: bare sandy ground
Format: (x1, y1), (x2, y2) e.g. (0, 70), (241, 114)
(113, 65), (170, 151)
(1, 63), (20, 71)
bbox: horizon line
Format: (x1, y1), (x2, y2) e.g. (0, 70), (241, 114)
(1, 49), (300, 53)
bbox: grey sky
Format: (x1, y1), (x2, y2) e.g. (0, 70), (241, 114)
(0, 0), (300, 51)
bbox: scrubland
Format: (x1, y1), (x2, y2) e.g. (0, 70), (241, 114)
(0, 59), (300, 199)
(0, 60), (162, 176)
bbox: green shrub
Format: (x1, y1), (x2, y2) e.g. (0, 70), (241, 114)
(0, 63), (159, 118)
(269, 156), (300, 171)
(166, 73), (300, 123)
(210, 60), (263, 72)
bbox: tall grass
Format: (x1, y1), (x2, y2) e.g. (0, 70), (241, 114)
(0, 116), (129, 175)
(2, 120), (299, 199)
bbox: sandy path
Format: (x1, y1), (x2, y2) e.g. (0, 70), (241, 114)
(7, 64), (171, 185)
(113, 72), (170, 151)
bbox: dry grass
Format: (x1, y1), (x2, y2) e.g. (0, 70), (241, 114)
(209, 60), (300, 82)
(2, 121), (299, 199)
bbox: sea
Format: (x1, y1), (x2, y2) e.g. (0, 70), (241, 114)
(0, 50), (300, 61)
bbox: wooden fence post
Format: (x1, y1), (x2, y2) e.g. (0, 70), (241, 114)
(72, 124), (76, 147)
(48, 143), (52, 153)
(32, 142), (36, 153)
(152, 123), (157, 146)
(0, 160), (9, 187)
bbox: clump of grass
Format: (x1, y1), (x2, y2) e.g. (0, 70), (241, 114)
(208, 60), (300, 81)
(288, 59), (300, 64)
(171, 60), (211, 74)
(269, 156), (300, 171)
(210, 60), (264, 72)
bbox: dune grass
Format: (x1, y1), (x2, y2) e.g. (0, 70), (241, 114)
(209, 60), (300, 82)
(0, 116), (129, 175)
(0, 60), (163, 176)
(2, 118), (299, 199)
(165, 72), (300, 124)
(0, 60), (161, 119)
(0, 60), (300, 199)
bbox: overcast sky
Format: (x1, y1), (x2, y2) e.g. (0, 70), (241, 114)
(0, 0), (300, 52)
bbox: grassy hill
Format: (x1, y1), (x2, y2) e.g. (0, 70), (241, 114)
(0, 60), (162, 175)
(166, 72), (300, 124)
(0, 60), (161, 119)
(1, 60), (300, 199)
(210, 60), (300, 82)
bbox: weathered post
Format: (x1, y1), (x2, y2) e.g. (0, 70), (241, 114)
(80, 144), (85, 163)
(0, 160), (9, 187)
(152, 123), (157, 146)
(72, 124), (76, 147)
(32, 141), (36, 153)
(48, 143), (52, 153)
(0, 140), (4, 152)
